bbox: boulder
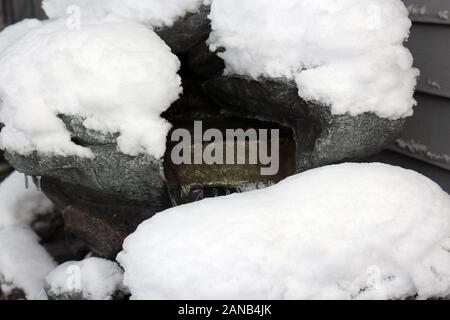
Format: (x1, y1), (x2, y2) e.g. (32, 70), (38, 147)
(203, 75), (405, 172)
(4, 115), (171, 258)
(155, 5), (211, 54)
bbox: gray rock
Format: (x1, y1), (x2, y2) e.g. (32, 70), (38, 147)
(31, 209), (90, 264)
(203, 75), (405, 172)
(62, 204), (154, 259)
(0, 286), (26, 301)
(3, 73), (405, 260)
(155, 5), (211, 54)
(46, 286), (128, 301)
(5, 122), (168, 205)
(187, 41), (225, 78)
(4, 115), (171, 258)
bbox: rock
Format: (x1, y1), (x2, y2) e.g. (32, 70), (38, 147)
(186, 41), (225, 78)
(3, 60), (404, 260)
(5, 147), (167, 205)
(155, 5), (211, 54)
(0, 150), (13, 182)
(203, 75), (405, 172)
(0, 284), (26, 300)
(155, 5), (225, 78)
(163, 76), (297, 205)
(4, 114), (171, 258)
(62, 204), (153, 259)
(31, 209), (90, 264)
(46, 290), (128, 301)
(45, 258), (126, 300)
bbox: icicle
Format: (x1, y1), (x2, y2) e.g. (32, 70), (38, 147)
(36, 176), (42, 192)
(24, 174), (29, 189)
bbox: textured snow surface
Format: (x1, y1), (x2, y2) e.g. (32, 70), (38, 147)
(42, 0), (209, 28)
(46, 258), (124, 300)
(0, 172), (56, 299)
(0, 228), (56, 299)
(118, 163), (450, 300)
(0, 17), (181, 158)
(43, 0), (418, 118)
(209, 0), (419, 119)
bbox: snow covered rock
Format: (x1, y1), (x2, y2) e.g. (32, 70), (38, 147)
(42, 0), (211, 54)
(0, 17), (182, 159)
(1, 0), (418, 262)
(118, 163), (450, 300)
(45, 258), (124, 300)
(153, 4), (211, 54)
(0, 16), (181, 248)
(4, 119), (172, 257)
(204, 76), (405, 172)
(42, 0), (208, 29)
(208, 0), (418, 119)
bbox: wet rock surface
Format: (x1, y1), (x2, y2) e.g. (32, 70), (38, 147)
(203, 75), (406, 172)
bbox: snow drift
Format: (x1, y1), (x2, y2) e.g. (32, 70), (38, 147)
(118, 163), (450, 300)
(0, 172), (56, 299)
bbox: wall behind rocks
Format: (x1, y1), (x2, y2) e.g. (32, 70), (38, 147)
(0, 0), (45, 29)
(378, 0), (450, 193)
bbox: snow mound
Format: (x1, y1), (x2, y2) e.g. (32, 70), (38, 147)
(0, 171), (54, 228)
(118, 163), (450, 300)
(0, 17), (182, 158)
(45, 258), (124, 300)
(42, 0), (209, 28)
(0, 19), (42, 53)
(208, 0), (419, 119)
(0, 227), (56, 299)
(0, 172), (56, 299)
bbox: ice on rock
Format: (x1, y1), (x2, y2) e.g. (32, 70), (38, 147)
(208, 0), (419, 119)
(45, 258), (124, 300)
(0, 17), (182, 158)
(118, 163), (450, 300)
(42, 0), (209, 28)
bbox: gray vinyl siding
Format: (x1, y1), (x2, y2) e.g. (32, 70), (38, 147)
(0, 0), (45, 29)
(385, 0), (450, 192)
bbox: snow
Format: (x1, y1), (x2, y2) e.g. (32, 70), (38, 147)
(45, 258), (124, 300)
(0, 172), (56, 299)
(42, 0), (209, 28)
(118, 163), (450, 300)
(208, 0), (419, 119)
(0, 17), (182, 158)
(0, 19), (42, 54)
(0, 171), (54, 228)
(0, 228), (56, 299)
